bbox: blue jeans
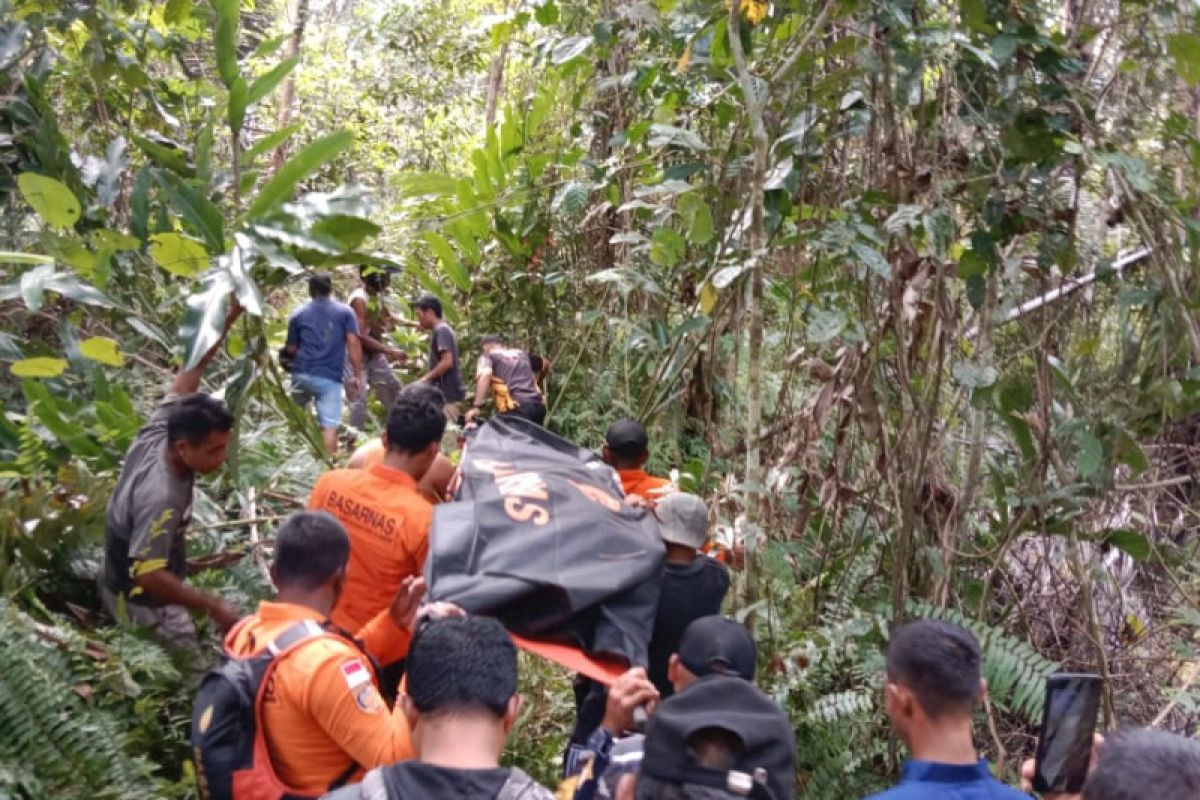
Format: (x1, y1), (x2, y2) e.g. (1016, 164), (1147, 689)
(291, 373), (344, 428)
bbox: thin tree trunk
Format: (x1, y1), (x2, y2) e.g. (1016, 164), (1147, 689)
(484, 41), (509, 130)
(728, 0), (769, 600)
(272, 0), (311, 171)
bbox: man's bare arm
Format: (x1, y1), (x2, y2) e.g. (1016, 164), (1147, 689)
(421, 350), (454, 383)
(133, 570), (240, 630)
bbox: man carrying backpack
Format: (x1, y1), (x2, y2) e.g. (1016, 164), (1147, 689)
(192, 511), (459, 800)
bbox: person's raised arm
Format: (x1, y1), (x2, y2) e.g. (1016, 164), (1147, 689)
(170, 299), (244, 396)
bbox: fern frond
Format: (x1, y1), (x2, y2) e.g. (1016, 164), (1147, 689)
(806, 689), (875, 724)
(0, 602), (170, 799)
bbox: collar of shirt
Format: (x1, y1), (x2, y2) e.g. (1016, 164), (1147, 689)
(255, 600), (326, 625)
(901, 759), (992, 784)
(367, 462), (420, 490)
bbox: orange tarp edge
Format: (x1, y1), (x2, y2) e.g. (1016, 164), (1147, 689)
(511, 633), (628, 685)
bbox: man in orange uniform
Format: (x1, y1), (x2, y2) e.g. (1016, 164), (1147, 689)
(600, 419), (735, 565)
(224, 511), (455, 795)
(601, 419), (672, 502)
(345, 384), (457, 505)
(309, 389), (445, 637)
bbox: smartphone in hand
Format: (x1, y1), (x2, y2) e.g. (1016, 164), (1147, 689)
(1032, 673), (1103, 793)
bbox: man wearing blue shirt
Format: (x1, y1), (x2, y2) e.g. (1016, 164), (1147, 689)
(868, 619), (1030, 800)
(285, 272), (362, 453)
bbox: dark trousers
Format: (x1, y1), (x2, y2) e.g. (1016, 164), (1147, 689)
(504, 402), (547, 426)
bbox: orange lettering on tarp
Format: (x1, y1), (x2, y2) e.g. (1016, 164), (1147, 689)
(568, 480), (621, 512)
(505, 496), (551, 526)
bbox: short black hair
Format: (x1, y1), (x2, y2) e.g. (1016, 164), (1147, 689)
(413, 293), (443, 317)
(400, 382), (446, 405)
(887, 619), (982, 718)
(481, 334), (504, 347)
(385, 389), (446, 454)
(406, 617), (517, 718)
(272, 511), (350, 591)
(1084, 728), (1200, 800)
(529, 354), (544, 374)
(309, 272), (333, 297)
(166, 394), (235, 445)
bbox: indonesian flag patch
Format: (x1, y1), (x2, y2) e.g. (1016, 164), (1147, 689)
(340, 659), (371, 690)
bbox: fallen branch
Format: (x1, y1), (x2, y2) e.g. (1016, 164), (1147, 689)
(196, 514), (288, 532)
(245, 487), (272, 583)
(966, 247), (1152, 339)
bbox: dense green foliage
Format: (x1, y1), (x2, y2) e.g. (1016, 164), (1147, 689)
(4, 0), (1200, 796)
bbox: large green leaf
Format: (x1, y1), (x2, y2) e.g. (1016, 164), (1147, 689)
(1103, 529), (1150, 561)
(852, 242), (891, 279)
(180, 271), (234, 371)
(17, 173), (81, 229)
(2, 265), (116, 311)
(132, 134), (195, 178)
(247, 131), (355, 219)
(952, 361), (998, 388)
(649, 229), (686, 267)
(223, 245), (263, 316)
(1075, 430), (1104, 479)
(421, 231), (470, 291)
(149, 233), (210, 277)
(648, 124), (708, 151)
(1169, 34), (1200, 85)
(311, 215), (381, 251)
(79, 336), (125, 367)
(678, 193), (714, 245)
(21, 380), (105, 459)
(214, 0), (240, 88)
(228, 76), (248, 134)
(11, 357), (67, 378)
(154, 172), (224, 251)
(246, 57), (298, 108)
(808, 308), (847, 343)
(241, 123), (303, 165)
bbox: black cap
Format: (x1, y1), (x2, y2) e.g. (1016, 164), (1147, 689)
(678, 616), (756, 682)
(640, 675), (796, 800)
(413, 293), (443, 316)
(604, 418), (649, 459)
(481, 334), (503, 346)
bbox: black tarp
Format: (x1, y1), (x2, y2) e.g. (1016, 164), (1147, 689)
(425, 416), (664, 668)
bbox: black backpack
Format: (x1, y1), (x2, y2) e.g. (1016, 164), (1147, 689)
(191, 619), (361, 800)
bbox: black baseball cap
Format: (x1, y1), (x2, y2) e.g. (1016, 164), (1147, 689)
(639, 675), (796, 800)
(678, 616), (756, 682)
(413, 293), (443, 316)
(604, 418), (649, 459)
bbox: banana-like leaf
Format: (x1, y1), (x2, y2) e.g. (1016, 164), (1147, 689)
(179, 271), (234, 371)
(247, 131), (354, 219)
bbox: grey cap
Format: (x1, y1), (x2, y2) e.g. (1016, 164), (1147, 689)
(655, 492), (709, 548)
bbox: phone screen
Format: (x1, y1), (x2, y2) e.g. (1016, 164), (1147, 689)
(1033, 673), (1102, 793)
